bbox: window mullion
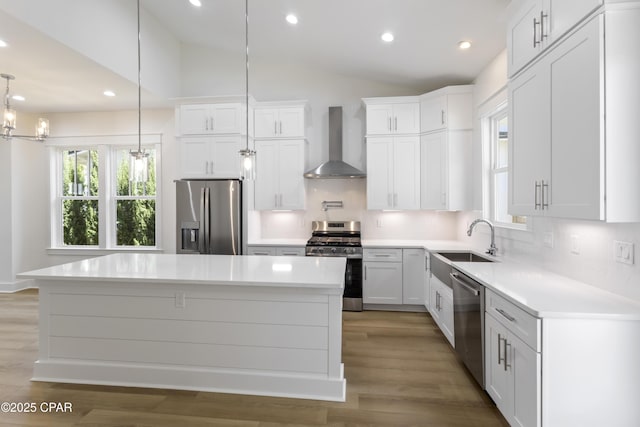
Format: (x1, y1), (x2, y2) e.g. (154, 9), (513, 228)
(98, 145), (110, 249)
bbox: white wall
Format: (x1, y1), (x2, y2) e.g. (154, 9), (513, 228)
(463, 49), (640, 303)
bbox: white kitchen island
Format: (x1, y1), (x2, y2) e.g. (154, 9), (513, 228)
(19, 253), (347, 401)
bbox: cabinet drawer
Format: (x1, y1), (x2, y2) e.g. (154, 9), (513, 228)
(486, 289), (541, 351)
(276, 247), (305, 256)
(247, 246), (277, 256)
(363, 248), (403, 262)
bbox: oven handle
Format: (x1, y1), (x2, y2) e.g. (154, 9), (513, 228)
(450, 272), (480, 296)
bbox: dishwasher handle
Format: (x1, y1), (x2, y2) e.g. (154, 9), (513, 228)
(450, 272), (480, 296)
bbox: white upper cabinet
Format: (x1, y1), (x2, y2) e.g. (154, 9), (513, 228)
(420, 86), (473, 133)
(178, 135), (242, 179)
(419, 85), (473, 211)
(363, 97), (420, 136)
(509, 8), (640, 222)
(179, 103), (243, 135)
(366, 136), (421, 210)
(254, 139), (306, 210)
(254, 104), (306, 138)
(508, 0), (603, 76)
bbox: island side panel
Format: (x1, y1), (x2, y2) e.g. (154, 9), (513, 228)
(33, 279), (345, 401)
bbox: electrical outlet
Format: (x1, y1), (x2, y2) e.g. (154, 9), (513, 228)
(614, 240), (634, 265)
(175, 292), (186, 308)
(570, 235), (580, 255)
(543, 232), (554, 248)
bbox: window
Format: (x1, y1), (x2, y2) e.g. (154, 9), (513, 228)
(51, 139), (161, 250)
(485, 103), (526, 228)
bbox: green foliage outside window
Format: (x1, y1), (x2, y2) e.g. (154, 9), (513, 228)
(62, 150), (99, 245)
(116, 153), (156, 246)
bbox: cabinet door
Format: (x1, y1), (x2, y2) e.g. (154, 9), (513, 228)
(392, 137), (420, 210)
(179, 136), (211, 178)
(420, 95), (447, 133)
(254, 140), (278, 209)
(211, 104), (241, 134)
(366, 137), (394, 209)
(420, 132), (447, 210)
(210, 135), (242, 178)
(254, 109), (279, 138)
(508, 0), (543, 76)
(485, 314), (511, 414)
(275, 247), (305, 256)
(402, 249), (425, 305)
(429, 279), (441, 323)
(366, 104), (394, 135)
(363, 261), (403, 304)
(546, 15), (603, 220)
(439, 287), (455, 347)
(278, 107), (305, 137)
(277, 140), (305, 210)
(508, 61), (549, 216)
(393, 103), (420, 134)
(546, 0), (602, 45)
(511, 333), (541, 427)
(180, 104), (212, 134)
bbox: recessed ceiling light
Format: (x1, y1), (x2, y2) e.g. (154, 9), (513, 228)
(458, 40), (472, 50)
(103, 90), (116, 97)
(285, 14), (298, 25)
(11, 95), (25, 101)
(0, 40), (7, 48)
(381, 32), (394, 43)
(189, 0), (202, 7)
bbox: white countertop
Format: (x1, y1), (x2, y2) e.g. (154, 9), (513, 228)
(452, 259), (640, 320)
(19, 253), (346, 291)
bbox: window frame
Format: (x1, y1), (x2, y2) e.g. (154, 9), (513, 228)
(48, 134), (162, 253)
(480, 90), (527, 231)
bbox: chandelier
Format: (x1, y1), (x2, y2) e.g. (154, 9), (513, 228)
(1, 73), (49, 141)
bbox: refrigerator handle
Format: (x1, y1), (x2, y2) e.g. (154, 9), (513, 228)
(198, 187), (206, 253)
(204, 187), (211, 253)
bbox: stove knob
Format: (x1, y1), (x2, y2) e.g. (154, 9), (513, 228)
(331, 247), (337, 254)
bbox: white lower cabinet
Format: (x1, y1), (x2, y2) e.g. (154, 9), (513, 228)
(485, 313), (541, 427)
(402, 249), (425, 305)
(363, 249), (403, 305)
(429, 275), (454, 347)
(363, 248), (426, 308)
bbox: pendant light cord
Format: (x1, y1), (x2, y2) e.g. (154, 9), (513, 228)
(137, 0), (142, 154)
(245, 0), (249, 152)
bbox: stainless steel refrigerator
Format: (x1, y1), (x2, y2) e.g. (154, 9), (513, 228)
(176, 179), (243, 255)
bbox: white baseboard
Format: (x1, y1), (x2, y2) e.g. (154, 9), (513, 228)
(0, 278), (36, 293)
(32, 359), (346, 402)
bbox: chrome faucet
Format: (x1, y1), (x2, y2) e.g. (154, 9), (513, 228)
(467, 219), (498, 256)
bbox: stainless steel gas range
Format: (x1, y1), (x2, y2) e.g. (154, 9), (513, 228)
(305, 220), (363, 311)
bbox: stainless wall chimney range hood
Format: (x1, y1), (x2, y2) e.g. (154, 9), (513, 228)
(303, 106), (366, 179)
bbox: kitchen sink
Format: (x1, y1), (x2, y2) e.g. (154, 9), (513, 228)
(435, 251), (495, 263)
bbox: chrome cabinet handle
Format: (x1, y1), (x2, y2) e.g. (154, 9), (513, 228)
(279, 121), (283, 134)
(498, 333), (504, 366)
(388, 117), (392, 132)
(540, 11), (548, 41)
(364, 265), (367, 280)
(394, 116), (398, 131)
(534, 181), (541, 209)
(533, 16), (541, 47)
(441, 110), (445, 125)
(496, 308), (516, 322)
(504, 340), (512, 371)
(274, 121), (278, 135)
(204, 118), (208, 131)
(210, 117), (214, 130)
(541, 180), (549, 209)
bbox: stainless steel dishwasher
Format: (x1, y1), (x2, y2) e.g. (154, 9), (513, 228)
(450, 267), (485, 388)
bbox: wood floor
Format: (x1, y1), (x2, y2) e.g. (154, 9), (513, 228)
(0, 289), (508, 426)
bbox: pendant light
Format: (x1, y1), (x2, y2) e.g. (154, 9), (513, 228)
(1, 73), (50, 141)
(239, 0), (256, 180)
(129, 0), (149, 183)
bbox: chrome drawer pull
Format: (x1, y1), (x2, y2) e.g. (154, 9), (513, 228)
(496, 308), (516, 322)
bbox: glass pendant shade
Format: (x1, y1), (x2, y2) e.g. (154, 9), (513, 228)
(3, 107), (15, 134)
(239, 149), (256, 181)
(129, 151), (149, 183)
(36, 117), (49, 140)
